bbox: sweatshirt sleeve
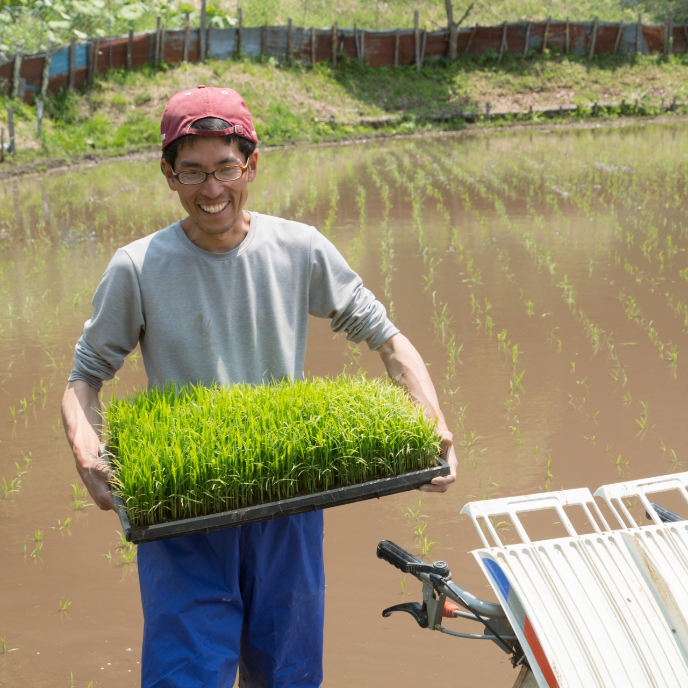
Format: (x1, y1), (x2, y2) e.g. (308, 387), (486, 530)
(308, 228), (399, 350)
(68, 248), (145, 391)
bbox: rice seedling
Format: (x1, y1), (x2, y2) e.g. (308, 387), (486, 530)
(59, 518), (72, 534)
(107, 377), (441, 527)
(635, 401), (653, 440)
(544, 455), (553, 492)
(70, 483), (92, 511)
(31, 542), (42, 559)
(58, 597), (71, 612)
(667, 344), (678, 378)
(661, 442), (682, 471)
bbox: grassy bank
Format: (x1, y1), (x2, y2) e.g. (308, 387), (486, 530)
(2, 50), (688, 174)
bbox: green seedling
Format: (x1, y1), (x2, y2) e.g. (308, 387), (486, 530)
(667, 344), (678, 378)
(31, 542), (42, 559)
(399, 577), (406, 595)
(525, 299), (534, 317)
(31, 530), (43, 543)
(418, 535), (437, 560)
(59, 518), (72, 534)
(510, 370), (526, 395)
(0, 637), (17, 653)
(70, 483), (92, 511)
(635, 401), (653, 440)
(58, 597), (71, 612)
(623, 393), (633, 407)
(108, 377), (441, 527)
(545, 455), (554, 492)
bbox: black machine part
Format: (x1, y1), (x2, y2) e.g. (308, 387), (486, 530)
(376, 539), (450, 578)
(377, 540), (523, 664)
(647, 502), (684, 523)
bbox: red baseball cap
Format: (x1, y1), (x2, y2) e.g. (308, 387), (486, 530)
(160, 85), (258, 150)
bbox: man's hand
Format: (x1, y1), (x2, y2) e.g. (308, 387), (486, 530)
(62, 380), (115, 511)
(377, 333), (457, 494)
(76, 449), (115, 511)
(420, 430), (457, 493)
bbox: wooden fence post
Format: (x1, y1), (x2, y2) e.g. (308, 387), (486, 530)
(311, 27), (316, 65)
(11, 42), (23, 100)
(41, 41), (52, 102)
(154, 16), (161, 63)
(262, 24), (268, 57)
(466, 23), (477, 54)
(160, 21), (167, 62)
(589, 16), (599, 58)
(87, 40), (95, 88)
(127, 27), (134, 69)
(200, 0), (206, 63)
(613, 21), (624, 55)
(523, 21), (532, 58)
(636, 11), (643, 55)
(394, 28), (400, 66)
(7, 106), (15, 155)
(68, 36), (76, 90)
(683, 16), (688, 53)
(331, 22), (337, 66)
(414, 11), (420, 72)
(420, 29), (426, 68)
(353, 24), (358, 60)
(36, 99), (44, 137)
(565, 16), (570, 54)
(287, 18), (293, 63)
(498, 21), (507, 62)
(542, 15), (551, 52)
(665, 12), (673, 55)
(237, 7), (243, 58)
(183, 12), (190, 62)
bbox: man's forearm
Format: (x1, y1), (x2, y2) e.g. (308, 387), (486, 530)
(376, 333), (449, 434)
(376, 333), (456, 492)
(62, 379), (102, 463)
(62, 380), (115, 510)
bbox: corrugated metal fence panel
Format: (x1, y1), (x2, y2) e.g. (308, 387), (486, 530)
(162, 28), (185, 64)
(20, 55), (44, 92)
(208, 28), (237, 60)
(266, 26), (288, 61)
(49, 43), (88, 76)
(243, 27), (263, 58)
(5, 21), (684, 104)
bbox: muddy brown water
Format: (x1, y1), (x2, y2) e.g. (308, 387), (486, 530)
(2, 121), (688, 687)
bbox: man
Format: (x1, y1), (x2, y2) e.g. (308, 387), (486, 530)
(62, 85), (457, 688)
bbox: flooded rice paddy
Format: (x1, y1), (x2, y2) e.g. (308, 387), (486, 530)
(2, 121), (688, 687)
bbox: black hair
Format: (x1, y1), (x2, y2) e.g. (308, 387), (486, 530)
(161, 117), (257, 169)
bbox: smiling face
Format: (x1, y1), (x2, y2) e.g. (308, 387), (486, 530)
(160, 137), (258, 252)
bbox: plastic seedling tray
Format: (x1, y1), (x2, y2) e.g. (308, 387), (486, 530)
(111, 457), (449, 544)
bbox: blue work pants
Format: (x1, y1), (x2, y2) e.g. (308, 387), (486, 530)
(137, 512), (325, 688)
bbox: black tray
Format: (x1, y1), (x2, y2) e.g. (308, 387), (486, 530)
(111, 458), (449, 544)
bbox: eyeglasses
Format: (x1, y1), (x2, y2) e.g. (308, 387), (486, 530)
(172, 158), (251, 185)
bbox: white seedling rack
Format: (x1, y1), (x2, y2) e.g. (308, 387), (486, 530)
(461, 473), (688, 688)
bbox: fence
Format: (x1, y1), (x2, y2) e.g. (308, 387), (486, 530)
(1, 13), (687, 105)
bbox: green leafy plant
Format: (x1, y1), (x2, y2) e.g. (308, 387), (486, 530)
(107, 376), (441, 527)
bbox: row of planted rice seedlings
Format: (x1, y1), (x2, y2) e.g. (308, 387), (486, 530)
(107, 376), (441, 527)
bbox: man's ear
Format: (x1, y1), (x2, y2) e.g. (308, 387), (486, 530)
(247, 150), (259, 183)
(160, 158), (176, 192)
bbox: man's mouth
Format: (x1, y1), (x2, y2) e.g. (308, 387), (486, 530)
(199, 201), (229, 215)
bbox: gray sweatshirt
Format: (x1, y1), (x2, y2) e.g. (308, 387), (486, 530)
(69, 212), (398, 390)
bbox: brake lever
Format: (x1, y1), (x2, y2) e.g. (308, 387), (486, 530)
(381, 601), (428, 628)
